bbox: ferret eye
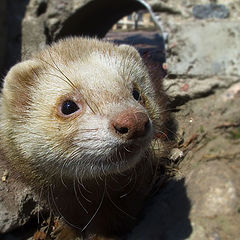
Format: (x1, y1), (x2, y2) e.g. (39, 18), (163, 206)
(61, 100), (79, 115)
(132, 89), (141, 101)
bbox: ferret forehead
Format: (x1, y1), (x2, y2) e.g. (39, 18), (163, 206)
(68, 51), (133, 88)
(30, 52), (130, 107)
(87, 51), (121, 67)
(34, 41), (148, 103)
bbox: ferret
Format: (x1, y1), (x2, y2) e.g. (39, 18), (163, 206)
(0, 37), (172, 239)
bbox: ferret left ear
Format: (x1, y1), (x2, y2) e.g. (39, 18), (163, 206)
(118, 44), (141, 60)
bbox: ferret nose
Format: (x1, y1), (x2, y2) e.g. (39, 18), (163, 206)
(111, 110), (150, 140)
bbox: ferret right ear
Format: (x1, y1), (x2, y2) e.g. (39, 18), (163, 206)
(3, 60), (41, 92)
(2, 60), (42, 111)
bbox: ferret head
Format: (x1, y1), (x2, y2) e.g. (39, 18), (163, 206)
(0, 37), (166, 181)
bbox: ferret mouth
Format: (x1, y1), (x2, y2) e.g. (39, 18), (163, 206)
(109, 138), (151, 165)
(71, 133), (153, 179)
(119, 142), (144, 156)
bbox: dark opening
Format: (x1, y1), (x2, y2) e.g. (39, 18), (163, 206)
(53, 0), (145, 41)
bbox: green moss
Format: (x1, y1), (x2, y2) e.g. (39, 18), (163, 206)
(237, 206), (240, 213)
(228, 127), (240, 140)
(200, 125), (205, 133)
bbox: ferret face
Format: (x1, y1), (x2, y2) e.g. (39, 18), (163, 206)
(0, 38), (164, 180)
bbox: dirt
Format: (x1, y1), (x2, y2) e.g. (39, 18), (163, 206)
(176, 87), (240, 169)
(174, 87), (240, 240)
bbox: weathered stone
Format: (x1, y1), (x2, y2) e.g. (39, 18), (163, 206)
(165, 21), (240, 101)
(221, 82), (240, 102)
(163, 75), (240, 103)
(185, 223), (208, 240)
(146, 0), (181, 14)
(22, 1), (47, 60)
(167, 21), (240, 78)
(192, 4), (229, 19)
(186, 161), (239, 217)
(0, 158), (42, 234)
(163, 0), (240, 19)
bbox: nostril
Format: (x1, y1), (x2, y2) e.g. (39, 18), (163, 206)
(111, 110), (151, 139)
(114, 125), (129, 134)
(144, 119), (150, 130)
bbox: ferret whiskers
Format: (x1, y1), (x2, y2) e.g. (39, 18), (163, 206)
(81, 181), (106, 232)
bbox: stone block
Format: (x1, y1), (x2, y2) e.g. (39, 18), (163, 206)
(167, 21), (240, 78)
(192, 4), (229, 19)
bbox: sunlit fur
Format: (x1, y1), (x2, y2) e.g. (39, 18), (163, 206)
(0, 37), (171, 237)
(0, 37), (166, 181)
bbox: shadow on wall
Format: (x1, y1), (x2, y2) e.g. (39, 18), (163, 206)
(0, 0), (30, 84)
(128, 178), (192, 239)
(53, 0), (145, 41)
(0, 0), (7, 81)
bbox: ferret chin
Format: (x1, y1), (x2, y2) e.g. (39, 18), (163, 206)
(0, 37), (171, 238)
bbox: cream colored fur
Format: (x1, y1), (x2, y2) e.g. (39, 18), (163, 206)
(0, 37), (163, 182)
